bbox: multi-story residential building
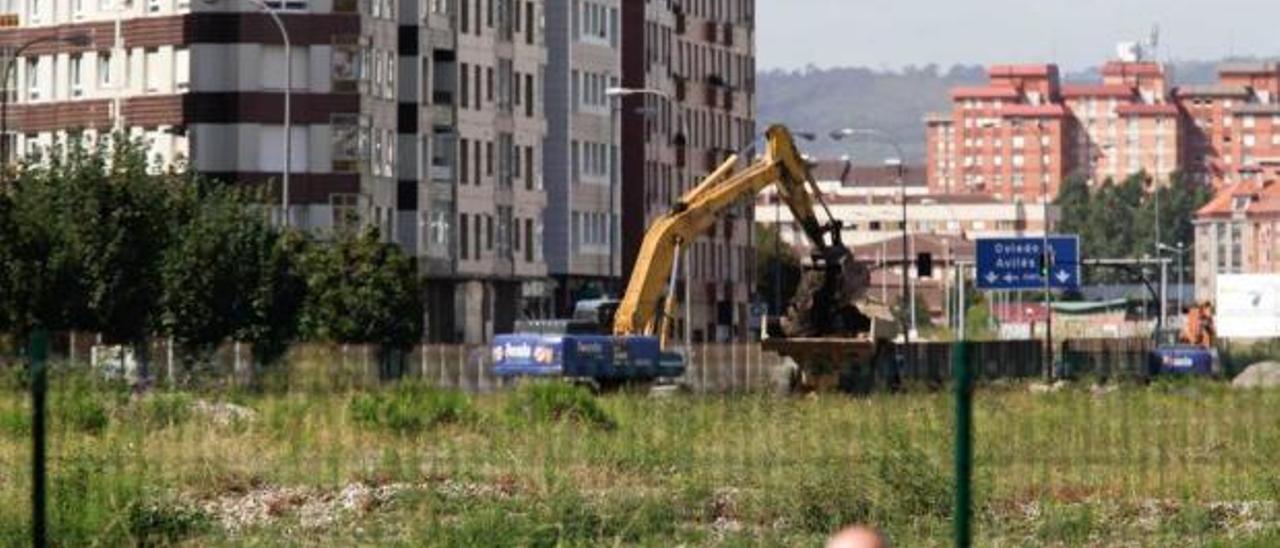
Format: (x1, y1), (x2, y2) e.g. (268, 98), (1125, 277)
(930, 56), (1280, 199)
(619, 0), (755, 342)
(543, 0), (620, 313)
(927, 56), (1186, 200)
(1193, 179), (1280, 302)
(2, 0), (551, 344)
(932, 64), (1070, 202)
(435, 0), (549, 343)
(1177, 62), (1280, 188)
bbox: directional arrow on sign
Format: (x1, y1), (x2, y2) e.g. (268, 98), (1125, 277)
(1055, 270), (1071, 284)
(985, 271), (998, 284)
(1004, 274), (1017, 283)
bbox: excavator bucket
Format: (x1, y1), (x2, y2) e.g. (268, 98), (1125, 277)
(783, 250), (872, 338)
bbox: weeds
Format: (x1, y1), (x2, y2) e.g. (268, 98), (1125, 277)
(348, 382), (472, 433)
(0, 377), (1270, 545)
(505, 381), (616, 429)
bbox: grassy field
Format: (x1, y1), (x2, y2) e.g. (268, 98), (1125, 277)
(0, 369), (1277, 546)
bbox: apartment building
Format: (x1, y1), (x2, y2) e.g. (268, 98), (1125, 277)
(543, 0), (619, 313)
(1193, 179), (1280, 301)
(2, 0), (551, 344)
(929, 64), (1070, 202)
(619, 0), (756, 342)
(929, 55), (1280, 200)
(1177, 62), (1280, 188)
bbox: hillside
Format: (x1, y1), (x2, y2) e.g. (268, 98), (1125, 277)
(758, 59), (1255, 162)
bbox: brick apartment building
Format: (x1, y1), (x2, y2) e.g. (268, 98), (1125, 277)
(1193, 179), (1280, 302)
(0, 0), (548, 344)
(619, 0), (756, 342)
(2, 0), (756, 343)
(928, 55), (1280, 200)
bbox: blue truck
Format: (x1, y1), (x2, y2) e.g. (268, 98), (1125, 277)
(492, 333), (685, 383)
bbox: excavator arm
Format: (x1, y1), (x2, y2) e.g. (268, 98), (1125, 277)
(612, 124), (851, 345)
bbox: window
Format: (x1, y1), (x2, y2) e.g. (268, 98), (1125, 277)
(174, 48), (190, 91)
(459, 214), (469, 260)
(459, 138), (469, 184)
(147, 0), (160, 12)
(459, 63), (469, 109)
(73, 0), (84, 17)
(28, 0), (41, 23)
(486, 214), (494, 250)
(258, 126), (309, 171)
(524, 218), (533, 262)
(69, 55), (83, 98)
(97, 52), (112, 87)
(1244, 134), (1257, 148)
(145, 48), (162, 93)
(485, 140), (493, 176)
(26, 58), (39, 101)
(1244, 115), (1256, 129)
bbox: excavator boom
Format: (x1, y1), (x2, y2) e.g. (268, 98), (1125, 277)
(613, 124), (865, 345)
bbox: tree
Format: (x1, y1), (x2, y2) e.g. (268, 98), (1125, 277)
(300, 227), (423, 350)
(754, 223), (802, 314)
(160, 184), (305, 366)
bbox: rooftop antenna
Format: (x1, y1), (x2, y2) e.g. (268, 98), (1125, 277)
(1147, 24), (1161, 62)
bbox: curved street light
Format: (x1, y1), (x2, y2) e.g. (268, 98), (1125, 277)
(829, 126), (913, 354)
(1, 33), (92, 184)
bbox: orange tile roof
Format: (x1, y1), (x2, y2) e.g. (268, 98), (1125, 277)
(989, 64), (1057, 77)
(951, 86), (1021, 100)
(1061, 84), (1134, 98)
(1101, 61), (1164, 77)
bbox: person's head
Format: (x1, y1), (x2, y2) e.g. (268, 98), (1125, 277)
(826, 525), (889, 548)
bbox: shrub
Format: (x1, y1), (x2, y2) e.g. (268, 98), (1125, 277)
(504, 382), (616, 430)
(53, 382), (110, 434)
(135, 392), (194, 430)
(0, 406), (30, 438)
(349, 382), (471, 434)
(126, 498), (211, 545)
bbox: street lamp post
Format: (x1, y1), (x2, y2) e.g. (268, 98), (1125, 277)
(605, 86), (669, 294)
(1158, 241), (1188, 328)
(257, 2), (292, 228)
(1, 33), (91, 184)
(207, 0), (291, 226)
(830, 127), (911, 354)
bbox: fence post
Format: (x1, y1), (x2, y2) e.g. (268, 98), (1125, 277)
(29, 329), (49, 548)
(952, 340), (972, 548)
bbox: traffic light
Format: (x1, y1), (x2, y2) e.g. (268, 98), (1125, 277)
(1038, 250), (1053, 277)
(917, 252), (933, 278)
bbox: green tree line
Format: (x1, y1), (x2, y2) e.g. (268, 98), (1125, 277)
(1054, 171), (1212, 283)
(0, 136), (423, 371)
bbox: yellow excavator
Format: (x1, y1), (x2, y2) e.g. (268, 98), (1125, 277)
(493, 125), (875, 385)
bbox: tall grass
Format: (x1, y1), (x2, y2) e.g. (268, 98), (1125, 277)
(0, 370), (1275, 545)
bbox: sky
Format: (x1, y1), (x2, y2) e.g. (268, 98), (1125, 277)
(758, 0), (1280, 72)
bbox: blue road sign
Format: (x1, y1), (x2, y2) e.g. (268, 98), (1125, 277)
(976, 235), (1081, 290)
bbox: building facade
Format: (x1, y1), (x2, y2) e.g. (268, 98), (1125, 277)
(1, 0), (551, 344)
(1193, 179), (1280, 302)
(543, 0), (619, 314)
(930, 56), (1280, 200)
(619, 0), (756, 342)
